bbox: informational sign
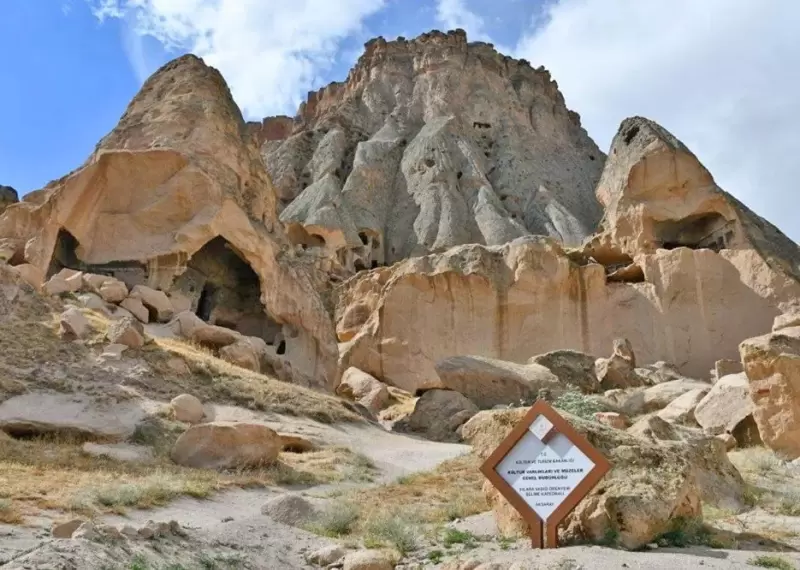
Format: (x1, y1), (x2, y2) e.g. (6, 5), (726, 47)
(480, 400), (611, 548)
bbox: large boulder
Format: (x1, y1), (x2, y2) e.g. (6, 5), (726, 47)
(0, 392), (147, 441)
(623, 378), (711, 415)
(694, 372), (761, 447)
(106, 316), (145, 348)
(462, 408), (702, 549)
(739, 327), (800, 458)
(595, 338), (644, 390)
(656, 388), (707, 425)
(170, 394), (205, 424)
(407, 389), (478, 442)
(628, 415), (746, 513)
(192, 323), (242, 349)
(59, 307), (91, 340)
(170, 422), (282, 469)
(528, 349), (600, 394)
(336, 367), (390, 413)
(435, 355), (563, 409)
(129, 285), (174, 322)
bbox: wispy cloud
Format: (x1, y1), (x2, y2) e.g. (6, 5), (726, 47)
(515, 0), (800, 239)
(86, 0), (389, 118)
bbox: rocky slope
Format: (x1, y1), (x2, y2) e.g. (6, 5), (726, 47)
(254, 29), (605, 277)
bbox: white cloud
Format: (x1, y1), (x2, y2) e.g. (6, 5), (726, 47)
(88, 0), (387, 118)
(436, 0), (487, 39)
(516, 0), (800, 240)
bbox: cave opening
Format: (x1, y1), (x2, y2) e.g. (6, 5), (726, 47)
(46, 228), (147, 287)
(171, 237), (281, 345)
(653, 213), (733, 252)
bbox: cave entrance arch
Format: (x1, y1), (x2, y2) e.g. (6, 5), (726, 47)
(171, 237), (282, 345)
(653, 213), (734, 252)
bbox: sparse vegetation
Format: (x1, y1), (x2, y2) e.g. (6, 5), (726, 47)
(363, 511), (419, 555)
(442, 528), (477, 548)
(306, 500), (361, 537)
(655, 516), (714, 548)
(553, 390), (607, 420)
(749, 555), (796, 569)
(0, 497), (22, 524)
(778, 490), (800, 516)
(0, 433), (374, 521)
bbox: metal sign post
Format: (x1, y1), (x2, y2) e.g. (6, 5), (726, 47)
(479, 399), (612, 548)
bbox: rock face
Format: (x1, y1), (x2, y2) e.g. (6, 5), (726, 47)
(740, 327), (800, 458)
(335, 116), (800, 393)
(0, 185), (18, 215)
(529, 349), (600, 394)
(259, 29), (605, 279)
(0, 54), (337, 389)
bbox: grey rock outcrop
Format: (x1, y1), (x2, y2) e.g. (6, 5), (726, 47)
(259, 29), (604, 276)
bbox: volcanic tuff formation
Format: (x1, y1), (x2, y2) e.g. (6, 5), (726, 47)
(251, 29), (605, 277)
(2, 28), (800, 419)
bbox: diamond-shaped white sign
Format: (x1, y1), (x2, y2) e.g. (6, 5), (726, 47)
(494, 423), (595, 521)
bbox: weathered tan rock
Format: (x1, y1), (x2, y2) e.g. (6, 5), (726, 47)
(773, 312), (800, 332)
(740, 326), (800, 458)
(694, 373), (761, 447)
(170, 394), (204, 423)
(192, 323), (242, 349)
(627, 415), (746, 513)
(98, 279), (128, 303)
(341, 549), (395, 570)
(52, 519), (85, 539)
(130, 285), (174, 322)
(434, 355), (564, 409)
(12, 263), (44, 289)
(595, 338), (643, 390)
(717, 433), (737, 451)
(306, 545), (347, 566)
(59, 307), (90, 340)
(260, 493), (317, 527)
(407, 389), (478, 442)
(593, 411), (628, 429)
(106, 316), (145, 348)
(624, 379), (710, 415)
(0, 392), (147, 441)
(81, 442), (154, 463)
(120, 297), (149, 323)
(279, 434), (316, 453)
(170, 421), (281, 469)
(336, 367), (389, 413)
(336, 115), (800, 396)
(528, 349), (600, 394)
(168, 310), (205, 338)
(463, 408), (701, 549)
(714, 359), (742, 381)
(219, 337), (261, 371)
(43, 269), (82, 296)
(657, 388), (708, 425)
(0, 54), (338, 390)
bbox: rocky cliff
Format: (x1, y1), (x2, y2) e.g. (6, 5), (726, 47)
(335, 117), (800, 393)
(0, 55), (337, 389)
(255, 29), (605, 277)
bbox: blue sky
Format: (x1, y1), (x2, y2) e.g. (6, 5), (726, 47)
(1, 0), (798, 240)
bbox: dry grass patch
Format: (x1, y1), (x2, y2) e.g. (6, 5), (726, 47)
(306, 453), (486, 548)
(141, 336), (362, 424)
(0, 434), (374, 522)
